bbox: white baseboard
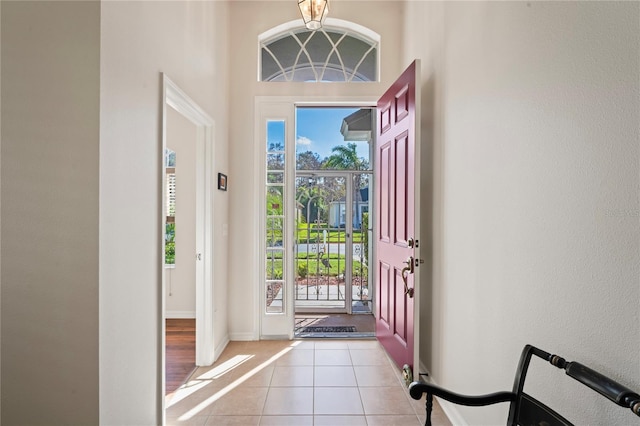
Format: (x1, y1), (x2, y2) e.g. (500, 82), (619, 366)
(419, 360), (430, 379)
(421, 376), (467, 426)
(165, 310), (196, 319)
(432, 392), (467, 425)
(436, 396), (468, 426)
(228, 332), (258, 341)
(214, 335), (230, 361)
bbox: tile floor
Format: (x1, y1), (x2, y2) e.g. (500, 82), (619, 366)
(166, 339), (452, 426)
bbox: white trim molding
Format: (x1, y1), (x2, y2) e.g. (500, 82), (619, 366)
(258, 18), (380, 45)
(257, 19), (381, 83)
(254, 96), (377, 340)
(228, 332), (258, 342)
(165, 311), (196, 319)
(214, 335), (230, 361)
(162, 73), (216, 370)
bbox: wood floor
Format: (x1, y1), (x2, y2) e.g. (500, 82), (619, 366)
(165, 319), (196, 395)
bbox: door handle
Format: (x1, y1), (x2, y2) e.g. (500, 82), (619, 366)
(401, 257), (415, 298)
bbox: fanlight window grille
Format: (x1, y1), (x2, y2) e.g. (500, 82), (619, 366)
(260, 26), (378, 82)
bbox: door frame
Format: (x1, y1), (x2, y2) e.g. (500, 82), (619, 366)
(255, 97), (377, 338)
(161, 74), (216, 371)
(295, 170), (353, 315)
(294, 170), (374, 315)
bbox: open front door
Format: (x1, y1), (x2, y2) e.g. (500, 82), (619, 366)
(375, 61), (421, 383)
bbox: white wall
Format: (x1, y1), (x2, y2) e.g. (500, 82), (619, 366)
(100, 1), (229, 424)
(404, 2), (640, 424)
(1, 1), (100, 424)
(227, 0), (406, 339)
(165, 106), (197, 317)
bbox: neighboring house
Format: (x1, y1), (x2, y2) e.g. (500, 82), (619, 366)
(1, 1), (638, 425)
(328, 187), (369, 229)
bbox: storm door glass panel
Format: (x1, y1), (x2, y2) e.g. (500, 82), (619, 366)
(294, 175), (348, 311)
(265, 121), (286, 313)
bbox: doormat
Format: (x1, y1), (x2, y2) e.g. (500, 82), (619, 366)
(298, 326), (357, 333)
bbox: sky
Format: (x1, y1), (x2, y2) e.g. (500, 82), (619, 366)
(295, 107), (370, 161)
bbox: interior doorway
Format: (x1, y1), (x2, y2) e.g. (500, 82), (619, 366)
(293, 106), (375, 337)
(162, 75), (216, 412)
(164, 107), (198, 396)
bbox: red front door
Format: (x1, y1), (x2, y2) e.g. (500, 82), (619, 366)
(375, 61), (420, 378)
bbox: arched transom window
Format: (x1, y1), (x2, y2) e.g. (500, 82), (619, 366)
(259, 19), (380, 83)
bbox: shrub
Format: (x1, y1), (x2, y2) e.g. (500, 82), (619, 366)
(298, 264), (308, 278)
(165, 223), (175, 265)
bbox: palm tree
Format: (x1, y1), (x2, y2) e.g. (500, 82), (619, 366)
(323, 143), (369, 229)
(323, 143), (368, 171)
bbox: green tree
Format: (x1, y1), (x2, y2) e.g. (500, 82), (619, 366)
(296, 183), (328, 225)
(323, 143), (369, 228)
(267, 142), (285, 171)
(296, 150), (322, 170)
(323, 142), (369, 171)
(165, 223), (175, 264)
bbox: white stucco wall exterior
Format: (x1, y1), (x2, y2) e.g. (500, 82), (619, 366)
(403, 2), (640, 424)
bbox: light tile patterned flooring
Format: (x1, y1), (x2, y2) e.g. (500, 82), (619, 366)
(166, 339), (451, 426)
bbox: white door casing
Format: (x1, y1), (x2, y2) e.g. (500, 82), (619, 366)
(162, 74), (216, 369)
(255, 97), (376, 338)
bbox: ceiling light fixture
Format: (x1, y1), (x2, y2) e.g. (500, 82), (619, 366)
(298, 0), (329, 30)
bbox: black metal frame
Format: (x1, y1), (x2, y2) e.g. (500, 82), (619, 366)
(408, 344), (640, 426)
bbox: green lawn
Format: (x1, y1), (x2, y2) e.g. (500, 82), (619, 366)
(265, 252), (368, 280)
(295, 227), (366, 243)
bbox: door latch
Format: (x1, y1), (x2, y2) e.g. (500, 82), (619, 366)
(401, 257), (415, 298)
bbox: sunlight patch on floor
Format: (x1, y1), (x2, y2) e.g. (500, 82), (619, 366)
(177, 344), (297, 421)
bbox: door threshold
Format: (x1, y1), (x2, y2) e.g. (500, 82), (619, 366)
(295, 312), (375, 338)
(295, 332), (375, 339)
